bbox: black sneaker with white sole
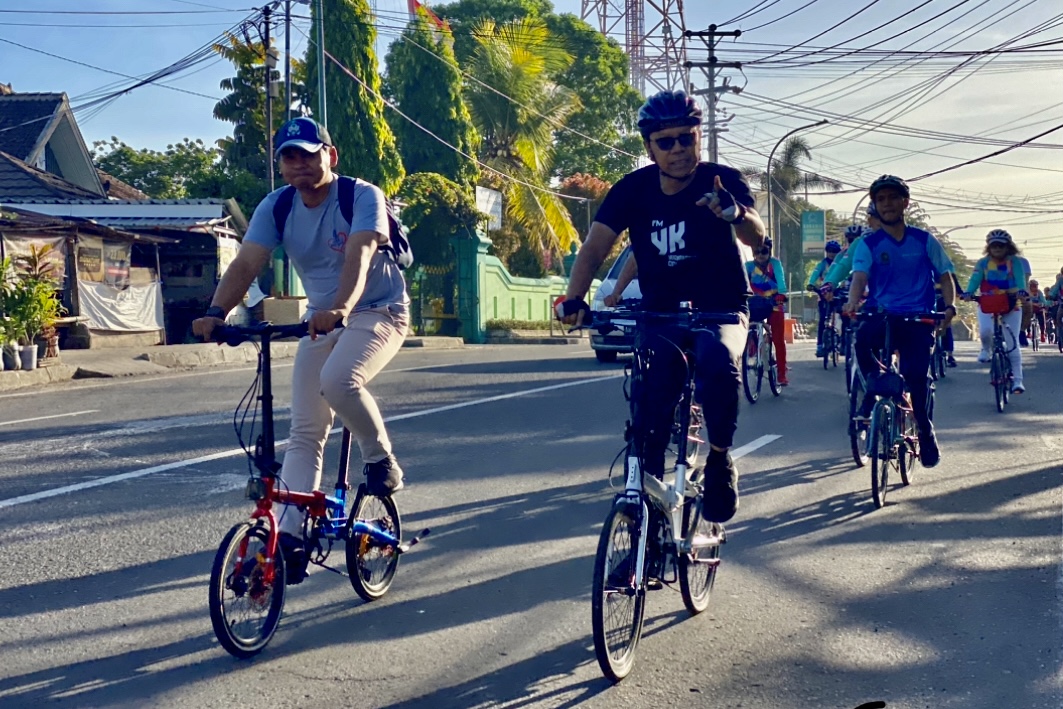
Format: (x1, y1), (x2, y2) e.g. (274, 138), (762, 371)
(701, 450), (739, 523)
(364, 454), (405, 496)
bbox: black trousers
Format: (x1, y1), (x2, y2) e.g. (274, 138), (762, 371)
(855, 316), (935, 433)
(632, 320), (747, 476)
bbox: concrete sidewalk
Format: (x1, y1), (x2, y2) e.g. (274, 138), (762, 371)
(0, 336), (465, 393)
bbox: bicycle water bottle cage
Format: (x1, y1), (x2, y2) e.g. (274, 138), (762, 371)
(867, 371), (905, 399)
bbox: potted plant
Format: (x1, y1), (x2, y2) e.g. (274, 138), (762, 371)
(10, 245), (64, 367)
(0, 256), (19, 371)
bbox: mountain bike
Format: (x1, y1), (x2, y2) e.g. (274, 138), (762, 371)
(968, 294), (1018, 412)
(206, 321), (429, 658)
(856, 311), (944, 508)
(588, 306), (736, 682)
(742, 295), (783, 404)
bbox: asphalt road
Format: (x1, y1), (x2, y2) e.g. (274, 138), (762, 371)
(0, 340), (1060, 709)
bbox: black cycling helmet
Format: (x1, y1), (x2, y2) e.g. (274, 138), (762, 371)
(825, 240), (842, 253)
(869, 174), (910, 199)
(757, 237), (773, 254)
(866, 202), (880, 219)
(638, 90), (702, 139)
(986, 228), (1012, 245)
(843, 224), (863, 243)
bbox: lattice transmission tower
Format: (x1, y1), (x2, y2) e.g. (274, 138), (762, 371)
(581, 0), (689, 95)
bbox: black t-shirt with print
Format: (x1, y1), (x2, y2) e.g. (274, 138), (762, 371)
(594, 162), (755, 313)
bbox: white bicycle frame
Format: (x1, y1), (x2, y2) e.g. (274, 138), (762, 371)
(619, 440), (718, 591)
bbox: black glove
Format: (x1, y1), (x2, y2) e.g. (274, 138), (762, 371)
(554, 296), (590, 322)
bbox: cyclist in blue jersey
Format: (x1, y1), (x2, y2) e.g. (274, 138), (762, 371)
(745, 238), (789, 385)
(808, 240), (842, 357)
(1018, 255), (1034, 346)
(843, 176), (956, 468)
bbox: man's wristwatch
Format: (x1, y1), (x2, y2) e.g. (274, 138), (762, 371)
(204, 306), (227, 319)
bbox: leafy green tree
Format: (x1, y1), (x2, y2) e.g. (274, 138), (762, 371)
(384, 11), (479, 189)
(464, 17), (579, 261)
(91, 137), (219, 199)
(303, 0), (404, 196)
(436, 0), (641, 182)
(545, 14), (642, 181)
(398, 172), (483, 265)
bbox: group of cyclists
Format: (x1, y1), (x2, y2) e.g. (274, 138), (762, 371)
(190, 89), (1050, 588)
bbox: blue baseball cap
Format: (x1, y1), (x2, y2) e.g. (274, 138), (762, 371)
(274, 117), (333, 158)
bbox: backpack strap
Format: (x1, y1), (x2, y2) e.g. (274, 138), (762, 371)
(337, 175), (356, 226)
(271, 185), (297, 240)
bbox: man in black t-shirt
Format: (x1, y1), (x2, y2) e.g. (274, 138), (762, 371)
(558, 90), (766, 524)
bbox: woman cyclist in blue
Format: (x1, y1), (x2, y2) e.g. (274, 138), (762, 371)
(808, 240), (842, 357)
(962, 229), (1028, 393)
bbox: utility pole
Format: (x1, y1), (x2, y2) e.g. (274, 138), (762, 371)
(685, 25), (741, 163)
(284, 0), (292, 121)
(315, 0), (327, 127)
(263, 4), (275, 190)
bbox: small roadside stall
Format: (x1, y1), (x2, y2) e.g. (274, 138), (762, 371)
(0, 206), (175, 352)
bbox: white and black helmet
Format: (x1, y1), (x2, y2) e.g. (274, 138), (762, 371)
(986, 229), (1012, 245)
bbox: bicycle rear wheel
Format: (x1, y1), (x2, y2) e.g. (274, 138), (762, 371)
(831, 329), (839, 368)
(870, 404), (893, 509)
(742, 330), (762, 404)
(592, 501), (647, 682)
(679, 473), (722, 614)
(346, 487), (402, 602)
(209, 521), (286, 658)
(849, 376), (869, 468)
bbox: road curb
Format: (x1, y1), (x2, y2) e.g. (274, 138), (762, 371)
(0, 363), (78, 392)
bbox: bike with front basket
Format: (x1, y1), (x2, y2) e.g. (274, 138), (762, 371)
(965, 293), (1019, 413)
(742, 294), (784, 404)
(206, 321), (429, 658)
(587, 305), (732, 682)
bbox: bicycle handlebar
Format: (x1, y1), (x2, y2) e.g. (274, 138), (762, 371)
(212, 320), (343, 346)
(590, 308), (742, 331)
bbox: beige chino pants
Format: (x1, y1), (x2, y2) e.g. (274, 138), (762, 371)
(276, 304), (409, 535)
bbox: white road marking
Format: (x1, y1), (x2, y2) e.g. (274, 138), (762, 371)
(0, 375), (622, 509)
(731, 434), (782, 459)
(1042, 435), (1059, 450)
(0, 410), (99, 427)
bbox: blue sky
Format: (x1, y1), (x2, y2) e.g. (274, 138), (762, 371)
(2, 0), (1061, 275)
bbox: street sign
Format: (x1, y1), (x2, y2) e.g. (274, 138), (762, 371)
(801, 210), (826, 252)
(476, 186), (503, 231)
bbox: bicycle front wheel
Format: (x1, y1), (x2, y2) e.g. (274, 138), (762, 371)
(767, 336), (782, 397)
(899, 407), (918, 486)
(742, 330), (762, 404)
(209, 521), (286, 658)
(870, 404), (893, 509)
(679, 486), (722, 615)
(831, 329), (839, 368)
(346, 488), (402, 602)
(591, 501), (648, 683)
(991, 350), (1007, 413)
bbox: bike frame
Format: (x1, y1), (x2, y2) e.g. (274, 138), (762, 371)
(219, 323), (404, 581)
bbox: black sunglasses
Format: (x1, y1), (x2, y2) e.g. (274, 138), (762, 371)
(653, 133), (696, 151)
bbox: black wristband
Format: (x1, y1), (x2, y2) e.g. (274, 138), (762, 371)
(205, 306), (227, 319)
(730, 203), (747, 225)
(944, 305), (957, 316)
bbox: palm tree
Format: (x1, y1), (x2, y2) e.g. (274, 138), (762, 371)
(741, 136), (841, 284)
(464, 18), (581, 267)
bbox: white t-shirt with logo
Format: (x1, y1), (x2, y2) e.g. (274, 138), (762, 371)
(244, 177), (409, 313)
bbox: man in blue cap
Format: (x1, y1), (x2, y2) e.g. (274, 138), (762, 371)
(193, 117), (410, 584)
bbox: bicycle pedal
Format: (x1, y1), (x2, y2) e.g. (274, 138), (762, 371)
(646, 578), (664, 591)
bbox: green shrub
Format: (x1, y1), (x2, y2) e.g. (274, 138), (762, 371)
(485, 319), (553, 331)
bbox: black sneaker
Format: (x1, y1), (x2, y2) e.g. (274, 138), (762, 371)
(278, 532), (309, 585)
(946, 354), (958, 368)
(701, 451), (739, 523)
(919, 428), (941, 468)
(364, 454), (405, 496)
